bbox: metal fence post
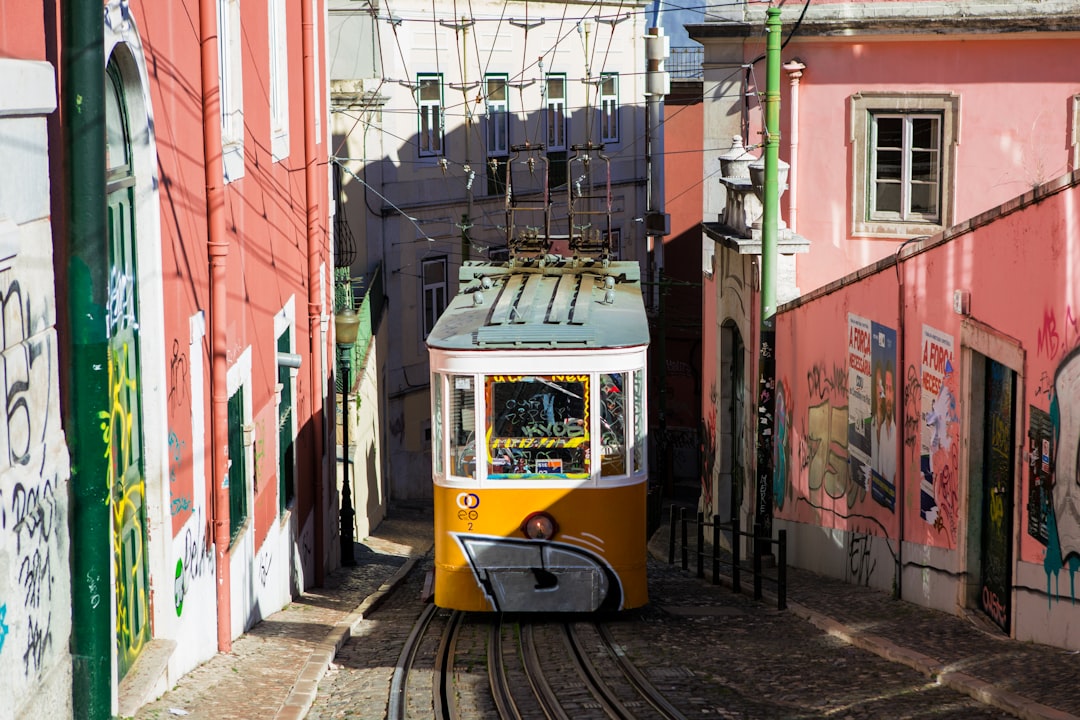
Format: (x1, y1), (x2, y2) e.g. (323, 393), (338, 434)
(777, 529), (787, 611)
(752, 525), (762, 601)
(667, 504), (676, 565)
(732, 512), (741, 594)
(696, 512), (704, 579)
(680, 507), (688, 571)
(712, 514), (721, 585)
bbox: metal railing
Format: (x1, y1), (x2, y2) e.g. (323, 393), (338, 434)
(335, 261), (384, 392)
(667, 506), (787, 610)
(668, 46), (703, 80)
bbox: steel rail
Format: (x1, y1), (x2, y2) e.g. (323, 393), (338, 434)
(521, 622), (573, 720)
(597, 623), (688, 720)
(388, 603), (439, 720)
(487, 618), (525, 720)
(434, 610), (463, 720)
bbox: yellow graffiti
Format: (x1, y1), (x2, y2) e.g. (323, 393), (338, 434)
(807, 401), (864, 505)
(98, 339), (149, 675)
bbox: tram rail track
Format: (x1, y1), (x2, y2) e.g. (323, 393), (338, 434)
(390, 605), (687, 719)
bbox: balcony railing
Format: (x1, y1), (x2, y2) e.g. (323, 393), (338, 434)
(335, 261), (384, 392)
(668, 46), (703, 80)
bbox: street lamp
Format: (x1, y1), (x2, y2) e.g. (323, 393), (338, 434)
(335, 307), (361, 566)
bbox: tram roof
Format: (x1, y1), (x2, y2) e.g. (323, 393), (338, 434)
(426, 257), (650, 351)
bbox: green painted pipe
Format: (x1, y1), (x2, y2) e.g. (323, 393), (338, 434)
(63, 1), (111, 717)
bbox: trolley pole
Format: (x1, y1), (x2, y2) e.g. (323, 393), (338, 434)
(753, 7), (782, 556)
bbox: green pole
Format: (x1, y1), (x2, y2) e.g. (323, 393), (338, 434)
(63, 1), (111, 717)
(754, 7), (782, 554)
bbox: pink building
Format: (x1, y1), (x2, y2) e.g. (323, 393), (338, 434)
(0, 0), (343, 715)
(693, 1), (1080, 647)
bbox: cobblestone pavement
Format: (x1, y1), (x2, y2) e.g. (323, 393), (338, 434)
(132, 501), (1080, 719)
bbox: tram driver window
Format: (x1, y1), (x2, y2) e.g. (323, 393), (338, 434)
(486, 374), (590, 479)
(450, 375), (475, 478)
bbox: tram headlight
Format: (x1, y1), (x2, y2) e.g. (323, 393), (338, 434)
(521, 511), (558, 540)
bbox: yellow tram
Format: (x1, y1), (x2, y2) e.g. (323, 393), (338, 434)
(426, 257), (650, 612)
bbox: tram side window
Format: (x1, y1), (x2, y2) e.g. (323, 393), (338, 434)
(633, 369), (644, 473)
(600, 373), (627, 476)
(486, 374), (590, 479)
(432, 373), (444, 475)
(450, 375), (476, 478)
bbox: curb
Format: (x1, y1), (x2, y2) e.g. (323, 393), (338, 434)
(273, 554), (424, 720)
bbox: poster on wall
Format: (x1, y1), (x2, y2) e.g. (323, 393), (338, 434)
(870, 322), (898, 511)
(919, 324), (955, 525)
(1027, 405), (1053, 545)
(847, 313), (873, 494)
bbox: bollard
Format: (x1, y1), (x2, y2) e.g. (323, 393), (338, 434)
(752, 525), (762, 601)
(777, 529), (787, 611)
(667, 504), (676, 565)
(732, 512), (741, 594)
(712, 514), (721, 585)
(696, 512), (705, 579)
(680, 507), (688, 571)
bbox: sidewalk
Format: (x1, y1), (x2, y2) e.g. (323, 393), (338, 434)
(134, 500), (1079, 720)
(129, 502), (435, 720)
(648, 511), (1080, 720)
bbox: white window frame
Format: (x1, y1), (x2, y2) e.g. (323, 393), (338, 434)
(545, 74), (567, 152)
(869, 113), (941, 223)
(603, 227), (622, 258)
(849, 92), (959, 238)
(422, 256), (448, 338)
(486, 74), (509, 158)
(418, 74), (444, 157)
(218, 0), (245, 182)
(268, 0), (289, 161)
(599, 73), (619, 144)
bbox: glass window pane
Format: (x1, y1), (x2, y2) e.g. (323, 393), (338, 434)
(486, 374), (589, 479)
(875, 117), (902, 148)
(600, 373), (626, 476)
(910, 183), (939, 215)
(433, 373), (444, 475)
(488, 77), (506, 102)
(420, 78), (440, 101)
(633, 370), (644, 473)
(911, 118), (939, 150)
(450, 375), (475, 478)
(875, 182), (901, 213)
(547, 77), (564, 99)
(911, 150), (938, 182)
(875, 149), (902, 181)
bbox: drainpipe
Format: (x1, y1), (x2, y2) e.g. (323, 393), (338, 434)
(303, 0), (327, 586)
(200, 0), (232, 651)
(64, 0), (111, 715)
(782, 60), (805, 233)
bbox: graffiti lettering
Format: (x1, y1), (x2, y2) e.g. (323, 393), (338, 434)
(106, 267), (137, 335)
(21, 613), (50, 675)
(981, 585), (1008, 627)
(519, 421), (585, 438)
(258, 549), (273, 587)
(1036, 305), (1079, 361)
(807, 363), (848, 402)
(848, 529), (877, 586)
(0, 604), (7, 654)
(903, 365), (921, 450)
(173, 509), (212, 617)
(168, 338), (189, 408)
(807, 401), (857, 503)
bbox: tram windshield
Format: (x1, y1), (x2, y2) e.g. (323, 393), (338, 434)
(486, 374), (590, 479)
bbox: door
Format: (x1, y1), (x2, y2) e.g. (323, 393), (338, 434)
(106, 60), (151, 677)
(980, 357), (1016, 633)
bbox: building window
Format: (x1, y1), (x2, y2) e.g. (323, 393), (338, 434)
(599, 73), (619, 143)
(486, 75), (509, 196)
(269, 0), (289, 161)
(422, 256), (448, 338)
(870, 114), (940, 222)
(850, 92), (958, 238)
(418, 74), (443, 157)
(546, 74), (568, 189)
(218, 0), (245, 182)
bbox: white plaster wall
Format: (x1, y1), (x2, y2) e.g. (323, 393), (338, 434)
(0, 59), (74, 720)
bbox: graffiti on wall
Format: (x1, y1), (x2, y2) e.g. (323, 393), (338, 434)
(919, 325), (958, 538)
(1045, 345), (1080, 587)
(0, 265), (63, 681)
(1036, 305), (1078, 362)
(774, 378), (792, 509)
(168, 431), (191, 517)
(173, 507), (212, 617)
